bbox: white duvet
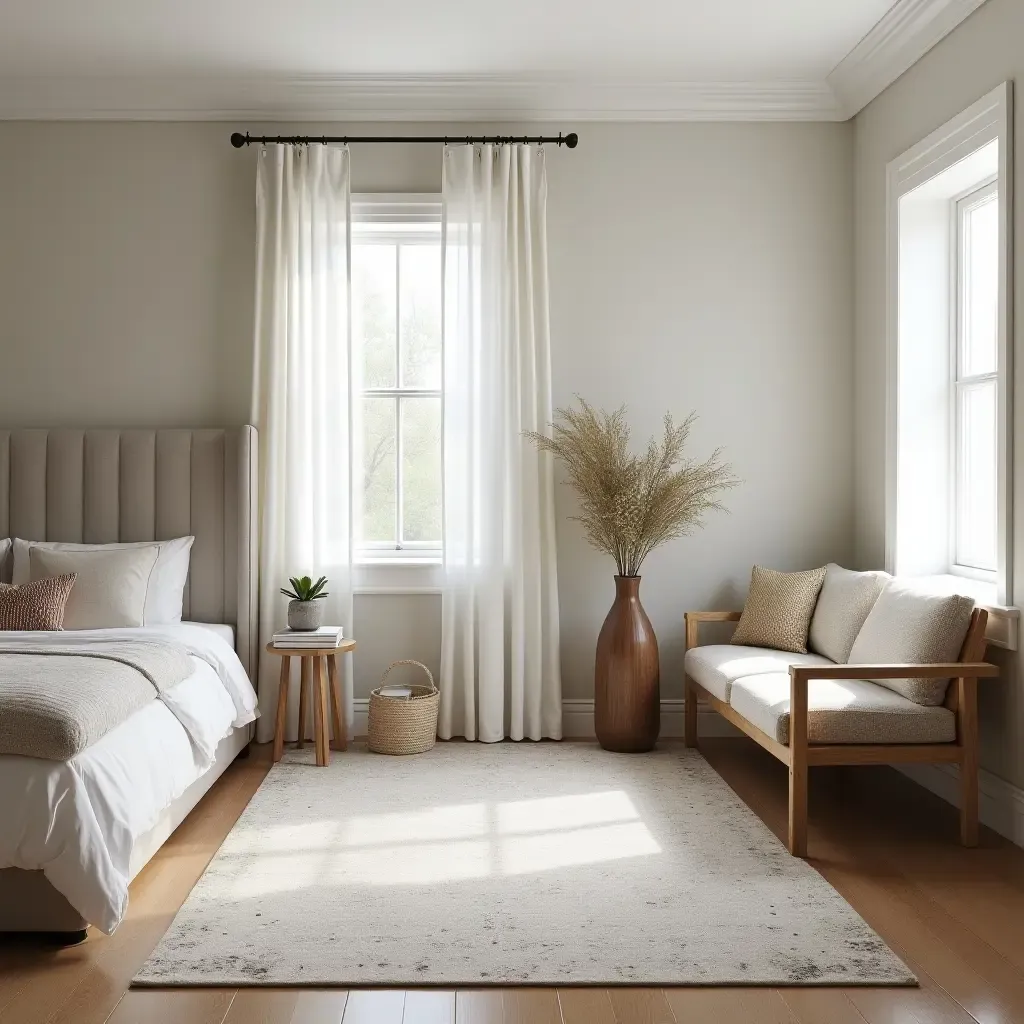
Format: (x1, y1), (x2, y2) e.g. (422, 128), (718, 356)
(0, 624), (258, 933)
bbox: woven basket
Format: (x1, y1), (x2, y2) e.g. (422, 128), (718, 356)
(367, 660), (440, 755)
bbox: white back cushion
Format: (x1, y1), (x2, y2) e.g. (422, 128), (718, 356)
(808, 563), (889, 664)
(29, 546), (159, 629)
(14, 537), (193, 624)
(846, 582), (975, 705)
(0, 538), (10, 584)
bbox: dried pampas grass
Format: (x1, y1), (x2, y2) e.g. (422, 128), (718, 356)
(527, 399), (738, 577)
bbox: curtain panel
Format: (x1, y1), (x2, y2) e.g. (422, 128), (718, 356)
(250, 144), (354, 743)
(439, 144), (563, 742)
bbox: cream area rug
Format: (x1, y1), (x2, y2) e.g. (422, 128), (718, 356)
(135, 743), (913, 987)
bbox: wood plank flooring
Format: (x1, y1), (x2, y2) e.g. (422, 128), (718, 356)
(1, 737), (1023, 1024)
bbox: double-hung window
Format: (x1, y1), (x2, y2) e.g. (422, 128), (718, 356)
(351, 196), (443, 561)
(952, 181), (999, 580)
(887, 83), (1014, 636)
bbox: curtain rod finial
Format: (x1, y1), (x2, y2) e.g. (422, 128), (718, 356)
(230, 132), (247, 149)
(565, 133), (578, 148)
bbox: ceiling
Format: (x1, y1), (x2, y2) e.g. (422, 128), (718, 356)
(2, 0), (891, 79)
(0, 0), (987, 121)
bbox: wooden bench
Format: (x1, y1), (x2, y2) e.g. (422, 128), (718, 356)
(683, 608), (998, 857)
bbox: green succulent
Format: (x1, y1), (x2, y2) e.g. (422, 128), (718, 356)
(280, 575), (329, 602)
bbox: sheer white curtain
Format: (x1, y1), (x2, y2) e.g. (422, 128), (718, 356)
(438, 144), (562, 742)
(251, 144), (354, 743)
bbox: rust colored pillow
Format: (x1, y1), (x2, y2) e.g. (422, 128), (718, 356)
(0, 573), (77, 630)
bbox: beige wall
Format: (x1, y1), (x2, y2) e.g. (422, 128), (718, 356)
(0, 119), (854, 702)
(853, 0), (1024, 787)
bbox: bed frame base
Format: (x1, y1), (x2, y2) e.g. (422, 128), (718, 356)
(0, 724), (252, 937)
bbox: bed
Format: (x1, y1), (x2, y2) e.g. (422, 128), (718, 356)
(0, 427), (259, 939)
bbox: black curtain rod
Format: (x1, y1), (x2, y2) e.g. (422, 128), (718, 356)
(230, 131), (578, 149)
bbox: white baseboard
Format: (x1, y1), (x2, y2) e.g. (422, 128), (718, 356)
(352, 698), (739, 741)
(353, 699), (369, 738)
(560, 699), (740, 739)
(897, 762), (1024, 848)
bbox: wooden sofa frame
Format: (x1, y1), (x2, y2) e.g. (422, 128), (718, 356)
(683, 608), (998, 857)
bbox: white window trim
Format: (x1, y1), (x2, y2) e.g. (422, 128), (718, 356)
(949, 178), (999, 581)
(885, 82), (1014, 616)
(352, 193), (443, 572)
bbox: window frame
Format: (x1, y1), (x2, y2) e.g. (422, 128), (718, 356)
(351, 195), (443, 564)
(884, 81), (1014, 632)
(949, 177), (999, 581)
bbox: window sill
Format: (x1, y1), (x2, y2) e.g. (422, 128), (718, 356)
(915, 574), (1019, 651)
(355, 556), (442, 568)
(352, 558), (443, 596)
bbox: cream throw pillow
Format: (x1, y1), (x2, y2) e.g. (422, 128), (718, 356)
(846, 582), (975, 705)
(14, 537), (193, 623)
(808, 563), (890, 664)
(29, 546), (159, 630)
(0, 538), (10, 584)
(731, 565), (827, 655)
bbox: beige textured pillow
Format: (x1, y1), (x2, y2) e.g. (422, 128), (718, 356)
(29, 546), (158, 630)
(808, 563), (890, 664)
(731, 565), (827, 654)
(846, 582), (975, 705)
(0, 574), (77, 630)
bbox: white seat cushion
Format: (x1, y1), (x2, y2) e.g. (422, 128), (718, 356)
(729, 673), (956, 746)
(684, 645), (835, 703)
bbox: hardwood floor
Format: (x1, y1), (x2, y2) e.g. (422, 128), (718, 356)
(2, 738), (1023, 1024)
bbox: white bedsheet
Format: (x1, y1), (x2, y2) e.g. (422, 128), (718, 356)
(0, 624), (258, 933)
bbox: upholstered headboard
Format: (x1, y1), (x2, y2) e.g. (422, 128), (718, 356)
(0, 427), (258, 681)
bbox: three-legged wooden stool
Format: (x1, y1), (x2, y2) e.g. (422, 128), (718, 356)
(267, 639), (357, 766)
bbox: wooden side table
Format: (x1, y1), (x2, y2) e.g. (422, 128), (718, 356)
(267, 639), (357, 766)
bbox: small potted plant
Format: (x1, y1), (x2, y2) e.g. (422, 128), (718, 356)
(281, 575), (329, 631)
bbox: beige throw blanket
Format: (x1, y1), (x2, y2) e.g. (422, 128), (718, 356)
(0, 639), (194, 759)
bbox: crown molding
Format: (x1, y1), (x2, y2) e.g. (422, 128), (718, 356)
(0, 75), (844, 123)
(828, 0), (990, 118)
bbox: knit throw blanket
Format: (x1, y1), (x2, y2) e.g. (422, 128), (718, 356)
(0, 638), (193, 759)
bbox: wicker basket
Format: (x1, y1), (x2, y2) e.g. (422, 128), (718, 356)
(367, 660), (440, 755)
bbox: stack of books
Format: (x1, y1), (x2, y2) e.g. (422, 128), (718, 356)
(378, 685), (414, 699)
(272, 625), (344, 649)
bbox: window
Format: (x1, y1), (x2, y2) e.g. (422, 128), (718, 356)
(352, 197), (443, 560)
(952, 182), (998, 578)
(886, 82), (1013, 620)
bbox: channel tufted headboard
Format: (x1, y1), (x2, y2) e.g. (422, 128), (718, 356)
(0, 427), (258, 682)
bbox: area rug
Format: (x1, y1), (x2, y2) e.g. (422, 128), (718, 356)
(134, 743), (914, 987)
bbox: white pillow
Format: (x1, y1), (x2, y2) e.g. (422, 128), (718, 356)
(13, 537), (193, 624)
(808, 563), (889, 664)
(29, 545), (159, 630)
(0, 538), (10, 584)
(846, 581), (975, 705)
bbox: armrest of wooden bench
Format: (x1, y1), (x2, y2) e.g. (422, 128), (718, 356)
(683, 611), (741, 651)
